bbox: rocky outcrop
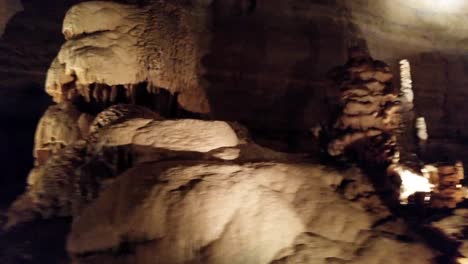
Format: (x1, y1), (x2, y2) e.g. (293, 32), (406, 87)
(327, 48), (399, 165)
(68, 161), (434, 264)
(33, 103), (83, 165)
(4, 100), (440, 263)
(5, 109), (241, 227)
(3, 1), (468, 263)
(46, 1), (211, 113)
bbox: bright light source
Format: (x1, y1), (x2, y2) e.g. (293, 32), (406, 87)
(394, 166), (434, 203)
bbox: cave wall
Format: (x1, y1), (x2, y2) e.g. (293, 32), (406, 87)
(0, 0), (78, 207)
(203, 0), (349, 132)
(0, 0), (22, 37)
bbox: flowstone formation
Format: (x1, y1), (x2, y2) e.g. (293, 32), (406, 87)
(46, 1), (211, 114)
(1, 1), (467, 264)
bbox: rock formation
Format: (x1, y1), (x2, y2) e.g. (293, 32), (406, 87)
(46, 1), (211, 114)
(67, 162), (434, 264)
(327, 47), (400, 165)
(1, 1), (468, 264)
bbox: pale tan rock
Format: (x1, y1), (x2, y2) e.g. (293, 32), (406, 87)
(209, 147), (241, 160)
(46, 1), (211, 113)
(96, 118), (239, 153)
(66, 161), (434, 264)
(132, 119), (239, 153)
(33, 104), (82, 165)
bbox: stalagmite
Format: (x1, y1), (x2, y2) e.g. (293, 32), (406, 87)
(327, 47), (400, 164)
(416, 117), (428, 141)
(400, 59), (414, 104)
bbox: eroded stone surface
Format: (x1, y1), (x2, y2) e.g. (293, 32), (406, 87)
(67, 162), (434, 264)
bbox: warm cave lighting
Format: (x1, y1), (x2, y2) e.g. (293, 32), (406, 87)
(394, 166), (434, 203)
(416, 0), (464, 12)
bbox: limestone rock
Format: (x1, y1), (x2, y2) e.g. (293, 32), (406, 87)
(33, 103), (83, 165)
(132, 119), (239, 152)
(6, 115), (240, 227)
(67, 161), (435, 264)
(46, 1), (210, 113)
(327, 49), (400, 165)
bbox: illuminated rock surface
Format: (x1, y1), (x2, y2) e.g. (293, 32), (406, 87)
(67, 162), (434, 264)
(1, 1), (468, 263)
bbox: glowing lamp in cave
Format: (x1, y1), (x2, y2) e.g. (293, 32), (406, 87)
(394, 166), (434, 203)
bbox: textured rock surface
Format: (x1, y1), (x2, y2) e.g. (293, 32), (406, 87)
(39, 0), (468, 153)
(5, 114), (240, 227)
(67, 161), (435, 264)
(3, 1), (468, 263)
(3, 98), (439, 263)
(327, 49), (399, 164)
(33, 103), (82, 165)
(7, 0), (468, 203)
(46, 1), (211, 113)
